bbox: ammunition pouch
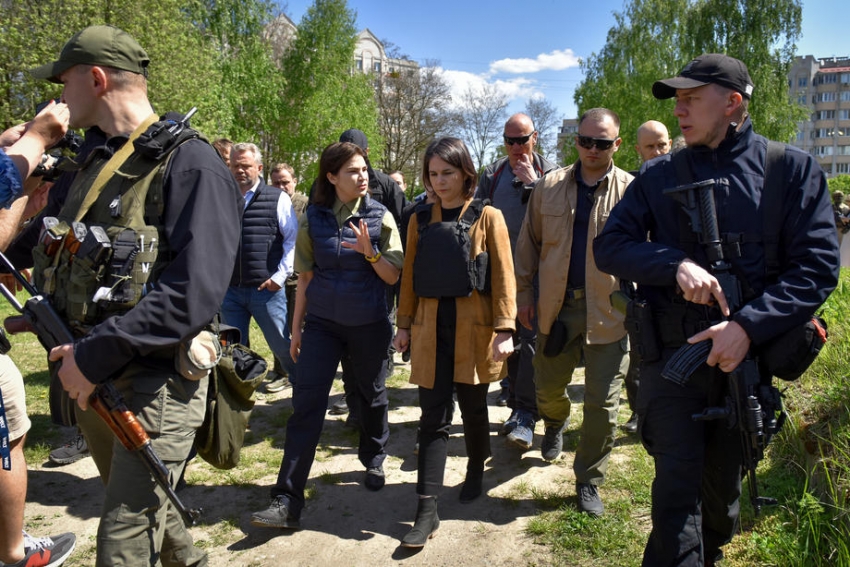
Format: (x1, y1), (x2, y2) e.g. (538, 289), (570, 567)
(757, 315), (828, 381)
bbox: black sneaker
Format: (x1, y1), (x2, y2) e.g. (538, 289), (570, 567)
(541, 424), (564, 461)
(576, 483), (604, 516)
(48, 434), (90, 466)
(5, 531), (76, 567)
(621, 412), (638, 434)
(365, 466), (386, 491)
(250, 496), (301, 529)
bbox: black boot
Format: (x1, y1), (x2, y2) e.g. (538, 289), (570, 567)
(459, 462), (484, 503)
(401, 497), (439, 548)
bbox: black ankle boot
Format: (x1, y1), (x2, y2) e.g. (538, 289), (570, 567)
(459, 463), (484, 503)
(401, 497), (439, 548)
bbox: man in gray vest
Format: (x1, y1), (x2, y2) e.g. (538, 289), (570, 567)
(223, 143), (298, 383)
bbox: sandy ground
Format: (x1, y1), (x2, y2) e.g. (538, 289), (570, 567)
(22, 360), (624, 567)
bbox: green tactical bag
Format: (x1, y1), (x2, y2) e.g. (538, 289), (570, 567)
(194, 326), (267, 469)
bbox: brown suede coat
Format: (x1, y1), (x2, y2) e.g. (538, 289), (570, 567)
(397, 199), (517, 388)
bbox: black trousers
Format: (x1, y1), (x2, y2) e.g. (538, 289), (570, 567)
(271, 314), (391, 514)
(639, 351), (741, 567)
(417, 299), (491, 496)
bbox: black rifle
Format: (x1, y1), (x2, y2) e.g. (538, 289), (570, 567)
(0, 250), (201, 525)
(661, 178), (784, 515)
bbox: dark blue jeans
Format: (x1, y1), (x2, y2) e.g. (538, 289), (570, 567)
(271, 314), (391, 514)
(221, 285), (297, 381)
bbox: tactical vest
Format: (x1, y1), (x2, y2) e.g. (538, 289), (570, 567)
(413, 199), (490, 298)
(231, 183), (285, 287)
(32, 116), (202, 333)
(305, 197), (387, 326)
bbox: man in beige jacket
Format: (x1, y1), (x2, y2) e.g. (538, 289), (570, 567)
(515, 107), (632, 516)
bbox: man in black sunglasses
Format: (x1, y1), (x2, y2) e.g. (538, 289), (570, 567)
(475, 113), (558, 452)
(515, 108), (632, 516)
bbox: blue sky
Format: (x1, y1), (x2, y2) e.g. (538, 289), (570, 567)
(279, 0), (846, 121)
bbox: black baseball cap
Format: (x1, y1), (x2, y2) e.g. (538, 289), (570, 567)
(652, 53), (754, 100)
(339, 129), (369, 150)
(30, 25), (150, 84)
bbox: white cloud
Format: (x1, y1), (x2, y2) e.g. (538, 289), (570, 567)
(437, 68), (543, 110)
(489, 49), (580, 74)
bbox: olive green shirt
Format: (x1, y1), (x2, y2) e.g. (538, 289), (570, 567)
(294, 196), (404, 273)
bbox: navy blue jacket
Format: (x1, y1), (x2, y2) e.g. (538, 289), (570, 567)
(306, 196), (388, 326)
(594, 118), (839, 347)
(231, 181), (284, 287)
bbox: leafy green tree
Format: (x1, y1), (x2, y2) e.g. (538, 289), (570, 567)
(828, 174), (850, 194)
(187, 0), (285, 159)
(575, 0), (806, 172)
(278, 0), (379, 184)
(0, 0), (221, 134)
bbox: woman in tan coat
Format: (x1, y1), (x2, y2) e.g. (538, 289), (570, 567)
(393, 137), (516, 548)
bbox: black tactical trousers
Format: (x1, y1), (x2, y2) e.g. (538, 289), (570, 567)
(639, 353), (741, 567)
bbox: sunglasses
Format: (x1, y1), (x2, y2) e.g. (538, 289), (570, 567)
(504, 132), (535, 146)
(576, 135), (616, 150)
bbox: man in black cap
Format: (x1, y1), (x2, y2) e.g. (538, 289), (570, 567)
(594, 54), (839, 565)
(30, 25), (242, 566)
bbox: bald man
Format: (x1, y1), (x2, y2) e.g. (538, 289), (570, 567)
(476, 113), (559, 452)
(634, 120), (671, 163)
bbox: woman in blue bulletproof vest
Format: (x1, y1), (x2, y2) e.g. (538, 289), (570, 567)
(251, 142), (404, 530)
(393, 137), (517, 548)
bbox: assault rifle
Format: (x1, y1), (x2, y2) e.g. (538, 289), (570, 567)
(661, 178), (785, 515)
(0, 250), (201, 525)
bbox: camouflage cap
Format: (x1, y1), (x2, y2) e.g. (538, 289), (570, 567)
(30, 25), (149, 84)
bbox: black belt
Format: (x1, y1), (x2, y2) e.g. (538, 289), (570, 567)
(565, 287), (585, 300)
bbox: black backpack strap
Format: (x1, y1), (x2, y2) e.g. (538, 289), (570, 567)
(671, 149), (698, 258)
(458, 198), (489, 232)
(415, 202), (433, 234)
(762, 141), (787, 282)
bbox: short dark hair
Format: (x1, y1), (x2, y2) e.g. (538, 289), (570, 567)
(579, 108), (620, 129)
(421, 137), (478, 199)
(314, 142), (368, 208)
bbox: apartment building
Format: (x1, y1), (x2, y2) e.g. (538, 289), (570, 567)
(789, 55), (850, 177)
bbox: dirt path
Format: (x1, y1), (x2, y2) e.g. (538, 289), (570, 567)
(23, 360), (595, 566)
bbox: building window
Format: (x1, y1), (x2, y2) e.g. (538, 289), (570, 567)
(837, 163), (850, 174)
(356, 58), (363, 70)
(373, 61), (381, 73)
(842, 73), (850, 84)
(798, 76), (808, 88)
(818, 92), (837, 103)
(841, 110), (850, 121)
(797, 131), (805, 142)
(840, 145), (850, 155)
(818, 110), (836, 120)
(842, 91), (850, 102)
(817, 73), (838, 85)
(798, 94), (807, 105)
